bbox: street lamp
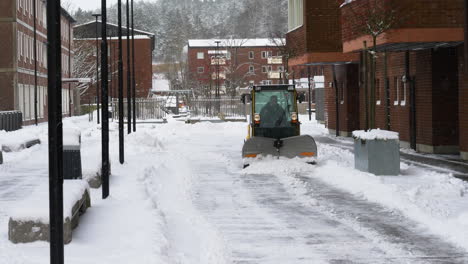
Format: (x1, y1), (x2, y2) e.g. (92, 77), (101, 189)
(101, 0), (110, 199)
(215, 40), (221, 99)
(126, 0), (132, 134)
(92, 13), (101, 124)
(131, 0), (136, 132)
(46, 0), (64, 263)
(117, 0), (125, 164)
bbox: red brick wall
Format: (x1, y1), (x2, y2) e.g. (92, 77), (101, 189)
(325, 64), (360, 134)
(80, 37), (153, 102)
(341, 0), (464, 43)
(368, 48), (459, 149)
(287, 0), (345, 59)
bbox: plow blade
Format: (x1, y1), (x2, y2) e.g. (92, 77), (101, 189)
(242, 135), (318, 166)
(280, 135), (317, 159)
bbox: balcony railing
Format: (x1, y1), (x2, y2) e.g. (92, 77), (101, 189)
(267, 56), (283, 65)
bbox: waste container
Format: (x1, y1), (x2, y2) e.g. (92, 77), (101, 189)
(353, 129), (400, 176)
(63, 128), (82, 179)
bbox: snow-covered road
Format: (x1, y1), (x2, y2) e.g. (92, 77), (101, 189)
(1, 115), (468, 263)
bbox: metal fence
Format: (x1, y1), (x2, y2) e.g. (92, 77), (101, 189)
(189, 98), (246, 119)
(111, 98), (166, 121)
(0, 111), (22, 132)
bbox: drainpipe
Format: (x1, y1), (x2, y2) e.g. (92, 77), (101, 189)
(465, 0), (468, 73)
(384, 51), (390, 130)
(333, 65), (339, 137)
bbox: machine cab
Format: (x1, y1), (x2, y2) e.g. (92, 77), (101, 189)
(250, 85), (300, 139)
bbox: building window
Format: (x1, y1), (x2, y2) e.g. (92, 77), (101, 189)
(197, 67), (204, 73)
(249, 51), (254, 59)
(401, 77), (407, 106)
(262, 66), (268, 73)
(261, 51), (272, 59)
(339, 82), (344, 104)
(376, 79), (381, 105)
(288, 0), (304, 31)
(393, 76), (399, 106)
(268, 66), (273, 72)
(278, 66), (284, 72)
(197, 52), (204, 59)
(249, 65), (255, 73)
(262, 80), (272, 85)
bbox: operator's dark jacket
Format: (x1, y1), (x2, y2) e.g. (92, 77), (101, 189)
(260, 102), (286, 127)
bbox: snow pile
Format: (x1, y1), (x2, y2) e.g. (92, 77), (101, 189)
(63, 127), (81, 146)
(10, 180), (90, 223)
(352, 129), (399, 140)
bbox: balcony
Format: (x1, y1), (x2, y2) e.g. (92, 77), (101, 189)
(211, 57), (226, 65)
(267, 56), (283, 65)
(341, 0), (464, 52)
(211, 72), (226, 80)
(267, 71), (282, 79)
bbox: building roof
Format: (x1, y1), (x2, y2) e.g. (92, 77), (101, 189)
(73, 21), (155, 50)
(188, 38), (284, 48)
(61, 7), (76, 23)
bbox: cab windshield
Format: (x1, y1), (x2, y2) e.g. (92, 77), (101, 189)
(255, 90), (295, 128)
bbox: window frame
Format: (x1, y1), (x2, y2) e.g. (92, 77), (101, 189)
(197, 52), (204, 60)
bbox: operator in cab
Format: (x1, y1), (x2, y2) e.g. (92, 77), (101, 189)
(260, 95), (287, 127)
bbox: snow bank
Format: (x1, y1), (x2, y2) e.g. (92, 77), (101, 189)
(10, 180), (90, 223)
(353, 129), (399, 140)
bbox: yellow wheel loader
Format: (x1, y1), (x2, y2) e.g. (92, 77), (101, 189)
(242, 85), (318, 168)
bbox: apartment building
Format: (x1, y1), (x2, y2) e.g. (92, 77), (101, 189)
(0, 0), (76, 124)
(187, 39), (285, 96)
(286, 0), (360, 135)
(287, 0), (468, 160)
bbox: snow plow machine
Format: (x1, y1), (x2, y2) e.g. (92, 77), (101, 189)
(241, 84), (318, 168)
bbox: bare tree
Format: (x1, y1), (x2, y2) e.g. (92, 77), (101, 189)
(73, 41), (98, 96)
(342, 0), (401, 129)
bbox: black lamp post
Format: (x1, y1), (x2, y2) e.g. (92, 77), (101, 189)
(126, 0), (132, 134)
(215, 40), (221, 99)
(92, 13), (101, 124)
(131, 0), (136, 132)
(101, 0), (110, 199)
(118, 0), (125, 164)
(46, 0), (64, 263)
(33, 0), (38, 125)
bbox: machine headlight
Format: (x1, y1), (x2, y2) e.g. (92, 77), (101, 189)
(291, 112), (298, 121)
(254, 113), (261, 123)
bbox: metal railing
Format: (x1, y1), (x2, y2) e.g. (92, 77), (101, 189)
(189, 98), (246, 119)
(111, 98), (166, 121)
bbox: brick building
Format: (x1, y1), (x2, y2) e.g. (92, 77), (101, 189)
(340, 0), (466, 159)
(73, 21), (155, 103)
(286, 0), (360, 136)
(0, 0), (76, 125)
(287, 0), (467, 160)
(187, 39), (285, 96)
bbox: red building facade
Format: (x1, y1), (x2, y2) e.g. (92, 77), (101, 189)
(73, 21), (155, 103)
(341, 0), (466, 158)
(187, 39), (285, 96)
(287, 0), (467, 160)
(286, 0), (360, 136)
(0, 0), (75, 124)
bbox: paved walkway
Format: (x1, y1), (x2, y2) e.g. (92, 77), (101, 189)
(314, 135), (468, 180)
